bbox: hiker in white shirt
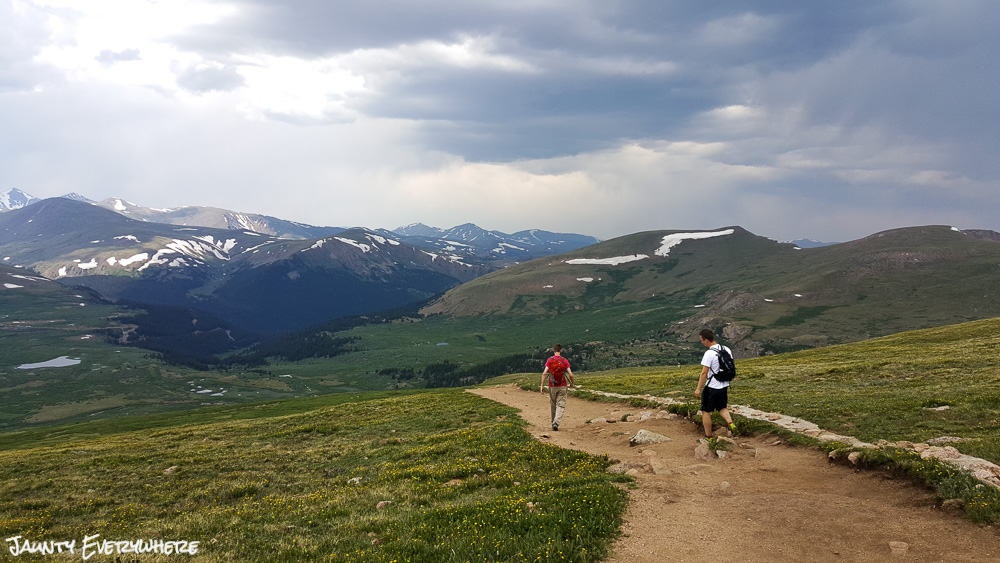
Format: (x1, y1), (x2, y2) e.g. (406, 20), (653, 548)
(694, 329), (737, 441)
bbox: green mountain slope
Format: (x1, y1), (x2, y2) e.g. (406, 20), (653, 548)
(423, 225), (1000, 356)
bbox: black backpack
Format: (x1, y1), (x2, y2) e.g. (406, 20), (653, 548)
(710, 345), (736, 383)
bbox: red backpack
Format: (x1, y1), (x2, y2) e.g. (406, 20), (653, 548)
(548, 357), (568, 386)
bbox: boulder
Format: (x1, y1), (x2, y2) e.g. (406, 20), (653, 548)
(630, 429), (672, 447)
(920, 446), (961, 460)
(639, 411), (654, 422)
(848, 452), (862, 466)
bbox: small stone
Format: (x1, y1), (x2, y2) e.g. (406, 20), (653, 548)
(720, 481), (731, 491)
(888, 541), (908, 555)
(695, 443), (713, 461)
(772, 440), (782, 446)
(848, 452), (862, 465)
(348, 477), (362, 485)
(607, 463), (631, 474)
(941, 498), (964, 512)
(629, 429), (672, 447)
(376, 501), (393, 509)
(514, 481), (521, 486)
(924, 405), (950, 411)
(163, 466), (178, 475)
(371, 538), (383, 546)
(639, 411), (654, 422)
(444, 479), (463, 487)
(589, 417), (608, 424)
(716, 450), (727, 459)
(828, 450), (841, 460)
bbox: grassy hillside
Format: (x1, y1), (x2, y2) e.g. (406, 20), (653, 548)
(421, 225), (1000, 358)
(495, 317), (1000, 466)
(0, 390), (627, 562)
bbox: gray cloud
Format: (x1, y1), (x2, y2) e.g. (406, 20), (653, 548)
(176, 65), (244, 93)
(1, 0), (999, 242)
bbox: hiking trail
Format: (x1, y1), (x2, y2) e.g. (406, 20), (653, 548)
(470, 385), (998, 563)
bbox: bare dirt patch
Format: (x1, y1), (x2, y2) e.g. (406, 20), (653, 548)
(471, 385), (998, 562)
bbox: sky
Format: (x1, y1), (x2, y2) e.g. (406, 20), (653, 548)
(1, 0), (998, 241)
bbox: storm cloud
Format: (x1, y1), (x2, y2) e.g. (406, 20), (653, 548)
(1, 0), (998, 241)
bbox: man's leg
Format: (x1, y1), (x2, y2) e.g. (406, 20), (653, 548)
(720, 407), (733, 426)
(701, 410), (713, 438)
(549, 387), (557, 424)
(552, 387), (568, 429)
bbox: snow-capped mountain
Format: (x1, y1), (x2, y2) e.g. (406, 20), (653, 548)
(0, 188), (40, 211)
(789, 238), (838, 248)
(93, 197), (345, 240)
(390, 222), (600, 264)
(0, 198), (487, 332)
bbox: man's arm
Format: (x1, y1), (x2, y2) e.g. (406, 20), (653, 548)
(566, 367), (575, 388)
(695, 366), (709, 397)
(540, 366), (549, 393)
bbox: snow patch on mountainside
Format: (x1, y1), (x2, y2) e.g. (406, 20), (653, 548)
(655, 229), (735, 257)
(335, 237), (371, 252)
(566, 254), (648, 266)
(119, 253), (149, 267)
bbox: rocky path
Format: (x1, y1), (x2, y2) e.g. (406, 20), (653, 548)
(470, 386), (999, 562)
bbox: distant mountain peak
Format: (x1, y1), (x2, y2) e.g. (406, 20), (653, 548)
(0, 188), (39, 211)
(393, 223), (443, 238)
(59, 192), (95, 203)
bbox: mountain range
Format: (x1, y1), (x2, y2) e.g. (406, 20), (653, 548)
(423, 224), (1000, 356)
(0, 194), (600, 333)
(1, 189), (600, 266)
(0, 198), (488, 332)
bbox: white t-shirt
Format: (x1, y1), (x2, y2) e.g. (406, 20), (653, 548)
(701, 344), (732, 390)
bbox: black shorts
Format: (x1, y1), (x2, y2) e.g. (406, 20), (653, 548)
(701, 385), (729, 412)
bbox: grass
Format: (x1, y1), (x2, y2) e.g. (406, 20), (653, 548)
(0, 390), (628, 561)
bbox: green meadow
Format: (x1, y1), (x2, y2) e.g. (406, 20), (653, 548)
(0, 390), (628, 562)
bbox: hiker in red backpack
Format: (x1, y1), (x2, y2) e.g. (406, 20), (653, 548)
(540, 344), (575, 431)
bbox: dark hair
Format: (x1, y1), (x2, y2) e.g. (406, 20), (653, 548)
(699, 329), (715, 342)
(553, 344), (562, 353)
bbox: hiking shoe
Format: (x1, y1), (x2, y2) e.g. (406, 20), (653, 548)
(728, 423), (738, 435)
(552, 424), (559, 431)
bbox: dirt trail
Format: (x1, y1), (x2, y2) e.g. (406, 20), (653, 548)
(470, 386), (999, 563)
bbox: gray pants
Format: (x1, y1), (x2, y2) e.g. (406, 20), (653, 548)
(549, 386), (568, 426)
